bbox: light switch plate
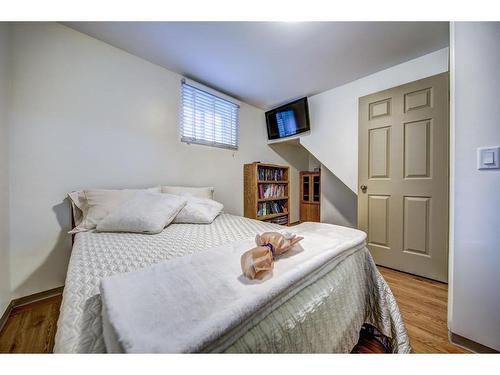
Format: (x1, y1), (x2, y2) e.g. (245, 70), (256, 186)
(477, 146), (500, 170)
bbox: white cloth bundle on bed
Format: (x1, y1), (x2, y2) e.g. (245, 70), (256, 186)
(99, 222), (366, 353)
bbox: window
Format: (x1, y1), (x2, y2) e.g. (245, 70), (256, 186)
(180, 79), (239, 150)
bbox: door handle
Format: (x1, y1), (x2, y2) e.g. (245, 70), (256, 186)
(360, 184), (367, 193)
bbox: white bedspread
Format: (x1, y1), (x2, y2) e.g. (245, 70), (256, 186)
(100, 222), (366, 353)
(55, 213), (410, 353)
(54, 214), (282, 353)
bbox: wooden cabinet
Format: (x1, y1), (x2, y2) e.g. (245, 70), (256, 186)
(300, 171), (320, 222)
(244, 162), (289, 226)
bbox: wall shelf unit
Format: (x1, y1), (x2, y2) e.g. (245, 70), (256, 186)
(244, 162), (290, 226)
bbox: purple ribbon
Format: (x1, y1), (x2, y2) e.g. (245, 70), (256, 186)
(263, 243), (276, 259)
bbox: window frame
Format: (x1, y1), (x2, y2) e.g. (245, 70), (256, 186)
(179, 78), (240, 151)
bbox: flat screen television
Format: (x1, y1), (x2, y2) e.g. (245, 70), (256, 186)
(265, 97), (310, 140)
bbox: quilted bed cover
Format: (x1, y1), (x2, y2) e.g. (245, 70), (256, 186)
(54, 214), (410, 353)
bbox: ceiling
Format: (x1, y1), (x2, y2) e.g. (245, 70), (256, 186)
(64, 22), (449, 109)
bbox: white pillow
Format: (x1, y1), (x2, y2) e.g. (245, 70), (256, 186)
(173, 196), (223, 224)
(161, 186), (214, 200)
(69, 187), (161, 233)
(68, 190), (87, 228)
(97, 192), (187, 234)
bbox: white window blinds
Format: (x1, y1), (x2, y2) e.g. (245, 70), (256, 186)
(180, 80), (239, 150)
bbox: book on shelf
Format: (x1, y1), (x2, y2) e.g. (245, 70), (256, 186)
(266, 215), (289, 225)
(258, 183), (286, 199)
(258, 167), (284, 181)
(257, 200), (288, 217)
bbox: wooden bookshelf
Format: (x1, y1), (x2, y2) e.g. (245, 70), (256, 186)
(244, 162), (290, 226)
(258, 196), (288, 202)
(256, 212), (289, 221)
(257, 180), (288, 184)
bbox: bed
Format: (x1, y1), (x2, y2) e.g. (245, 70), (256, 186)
(54, 213), (410, 353)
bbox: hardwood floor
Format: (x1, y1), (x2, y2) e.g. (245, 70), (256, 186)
(0, 295), (61, 353)
(377, 266), (469, 353)
(0, 267), (469, 353)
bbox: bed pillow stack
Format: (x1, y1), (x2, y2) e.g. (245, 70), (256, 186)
(161, 185), (214, 200)
(97, 192), (187, 234)
(173, 196), (224, 224)
(160, 185), (223, 224)
(68, 185), (224, 234)
(69, 187), (161, 233)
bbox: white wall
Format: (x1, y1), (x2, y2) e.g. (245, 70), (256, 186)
(304, 47), (449, 193)
(8, 22), (308, 299)
(308, 153), (320, 172)
(449, 22), (500, 351)
(299, 47), (449, 226)
(0, 23), (11, 316)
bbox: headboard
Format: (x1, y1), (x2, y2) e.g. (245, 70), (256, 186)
(70, 202), (76, 245)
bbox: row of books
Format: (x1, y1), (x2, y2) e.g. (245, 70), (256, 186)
(258, 184), (286, 199)
(266, 215), (288, 225)
(258, 167), (284, 181)
(257, 201), (288, 217)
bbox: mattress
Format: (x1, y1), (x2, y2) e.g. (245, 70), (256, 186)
(54, 213), (410, 353)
